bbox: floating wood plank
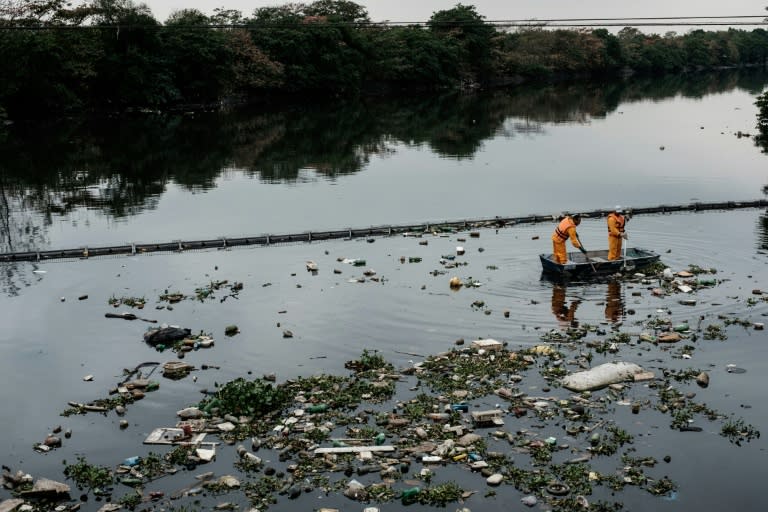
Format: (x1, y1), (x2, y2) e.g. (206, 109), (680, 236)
(314, 445), (395, 455)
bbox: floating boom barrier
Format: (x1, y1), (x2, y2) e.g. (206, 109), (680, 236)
(1, 199), (766, 263)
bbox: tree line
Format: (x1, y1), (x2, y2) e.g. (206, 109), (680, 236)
(2, 0), (768, 119)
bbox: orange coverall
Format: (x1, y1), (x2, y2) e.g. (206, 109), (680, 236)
(551, 216), (582, 264)
(607, 212), (626, 260)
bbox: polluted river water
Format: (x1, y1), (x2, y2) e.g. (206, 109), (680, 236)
(0, 208), (767, 511)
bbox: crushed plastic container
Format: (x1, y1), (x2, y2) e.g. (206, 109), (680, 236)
(123, 456), (140, 466)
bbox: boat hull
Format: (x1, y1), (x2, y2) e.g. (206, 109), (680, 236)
(539, 248), (660, 277)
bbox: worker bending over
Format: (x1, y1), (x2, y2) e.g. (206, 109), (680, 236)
(551, 213), (585, 264)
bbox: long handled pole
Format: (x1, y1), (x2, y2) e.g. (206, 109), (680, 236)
(576, 233), (597, 273)
(622, 240), (628, 271)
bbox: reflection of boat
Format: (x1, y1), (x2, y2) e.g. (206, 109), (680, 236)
(539, 247), (660, 277)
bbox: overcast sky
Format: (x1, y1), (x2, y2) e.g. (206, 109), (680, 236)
(145, 0), (767, 30)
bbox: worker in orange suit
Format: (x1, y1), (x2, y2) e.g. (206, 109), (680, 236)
(551, 213), (585, 264)
(607, 205), (628, 260)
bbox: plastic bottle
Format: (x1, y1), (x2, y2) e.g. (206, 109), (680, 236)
(451, 403), (469, 413)
(401, 486), (421, 504)
(374, 432), (386, 445)
(306, 404), (328, 413)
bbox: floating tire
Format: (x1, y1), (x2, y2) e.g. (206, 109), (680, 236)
(547, 482), (570, 496)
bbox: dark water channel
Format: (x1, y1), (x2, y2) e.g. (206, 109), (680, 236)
(1, 71), (768, 511)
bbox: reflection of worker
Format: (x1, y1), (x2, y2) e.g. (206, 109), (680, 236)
(551, 213), (585, 264)
(607, 206), (628, 260)
(604, 280), (624, 323)
(552, 284), (580, 327)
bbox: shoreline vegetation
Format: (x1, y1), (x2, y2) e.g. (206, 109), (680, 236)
(2, 1), (768, 123)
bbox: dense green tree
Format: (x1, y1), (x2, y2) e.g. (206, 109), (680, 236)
(427, 4), (495, 81)
(162, 9), (230, 102)
(88, 2), (174, 107)
(249, 2), (368, 93)
(366, 26), (459, 86)
(592, 29), (624, 70)
(0, 28), (102, 115)
(303, 0), (369, 22)
(3, 1), (768, 117)
(225, 29), (285, 93)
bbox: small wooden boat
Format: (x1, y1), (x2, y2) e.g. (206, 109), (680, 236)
(539, 248), (660, 277)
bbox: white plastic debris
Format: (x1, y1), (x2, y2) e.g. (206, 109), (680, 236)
(561, 362), (646, 392)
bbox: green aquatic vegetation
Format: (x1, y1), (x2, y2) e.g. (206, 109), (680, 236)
(647, 477), (677, 496)
(305, 425), (330, 443)
(721, 315), (752, 327)
(663, 368), (702, 382)
(200, 377), (290, 417)
(541, 364), (567, 379)
(672, 344), (696, 358)
(670, 406), (694, 429)
(108, 295), (146, 308)
(344, 349), (394, 373)
(589, 425), (633, 456)
(402, 393), (440, 421)
(193, 279), (243, 302)
(593, 339), (618, 354)
(721, 416), (761, 445)
(529, 442), (553, 464)
(417, 349), (530, 395)
(166, 445), (194, 466)
(367, 483), (396, 501)
(643, 261), (667, 275)
(621, 454), (657, 468)
(159, 291), (186, 303)
(551, 462), (592, 496)
(417, 482), (465, 506)
(243, 475), (280, 508)
(703, 324), (727, 340)
(136, 452), (167, 479)
(63, 456), (113, 491)
(118, 491), (142, 510)
(234, 455), (264, 473)
(608, 332), (631, 344)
